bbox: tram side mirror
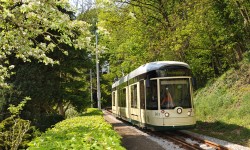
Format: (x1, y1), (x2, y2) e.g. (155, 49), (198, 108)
(146, 77), (150, 88)
(192, 78), (196, 88)
(113, 76), (119, 82)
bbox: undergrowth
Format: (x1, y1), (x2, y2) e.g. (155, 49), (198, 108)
(28, 108), (125, 150)
(193, 57), (250, 147)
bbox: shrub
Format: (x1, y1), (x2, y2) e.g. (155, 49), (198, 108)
(28, 108), (125, 150)
(0, 97), (35, 150)
(0, 117), (31, 149)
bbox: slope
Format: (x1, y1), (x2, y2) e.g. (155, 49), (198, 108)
(193, 53), (250, 147)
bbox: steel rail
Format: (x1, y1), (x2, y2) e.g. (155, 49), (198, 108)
(104, 110), (231, 150)
(153, 131), (203, 150)
(175, 131), (231, 150)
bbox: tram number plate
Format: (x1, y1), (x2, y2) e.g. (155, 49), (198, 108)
(154, 112), (160, 117)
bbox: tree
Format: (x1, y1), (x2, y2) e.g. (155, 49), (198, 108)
(0, 0), (92, 129)
(8, 45), (92, 130)
(97, 0), (250, 88)
(0, 97), (32, 150)
(0, 0), (91, 87)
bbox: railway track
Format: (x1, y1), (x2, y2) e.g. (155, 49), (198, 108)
(148, 130), (231, 150)
(175, 131), (231, 150)
(152, 131), (202, 150)
(104, 110), (231, 150)
(105, 108), (112, 114)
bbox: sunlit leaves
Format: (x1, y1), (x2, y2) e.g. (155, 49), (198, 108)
(8, 97), (31, 116)
(97, 0), (250, 88)
(28, 109), (124, 150)
(0, 0), (91, 87)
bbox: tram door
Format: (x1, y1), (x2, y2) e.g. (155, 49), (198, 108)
(139, 80), (146, 126)
(112, 91), (118, 116)
(129, 83), (140, 124)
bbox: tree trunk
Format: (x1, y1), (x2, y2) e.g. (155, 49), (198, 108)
(235, 1), (250, 26)
(58, 102), (65, 118)
(235, 43), (244, 61)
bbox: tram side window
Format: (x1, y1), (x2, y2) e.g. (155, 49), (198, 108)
(118, 90), (121, 107)
(131, 84), (137, 108)
(121, 88), (126, 107)
(118, 88), (126, 107)
(112, 92), (115, 106)
(146, 80), (158, 110)
(140, 80), (145, 109)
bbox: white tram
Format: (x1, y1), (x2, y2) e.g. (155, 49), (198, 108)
(111, 61), (196, 130)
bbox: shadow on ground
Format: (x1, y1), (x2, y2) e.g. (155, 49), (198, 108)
(81, 109), (103, 116)
(192, 121), (250, 147)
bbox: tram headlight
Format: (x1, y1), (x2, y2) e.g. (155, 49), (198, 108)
(165, 112), (170, 117)
(187, 111), (191, 116)
(177, 108), (182, 114)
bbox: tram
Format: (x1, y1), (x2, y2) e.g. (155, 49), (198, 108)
(111, 61), (196, 131)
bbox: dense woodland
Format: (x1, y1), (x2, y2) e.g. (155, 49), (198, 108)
(96, 0), (250, 85)
(0, 0), (249, 149)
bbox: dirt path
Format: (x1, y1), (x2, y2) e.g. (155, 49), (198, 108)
(103, 111), (165, 150)
(103, 111), (250, 150)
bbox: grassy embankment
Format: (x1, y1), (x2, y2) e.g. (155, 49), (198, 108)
(28, 108), (125, 150)
(193, 53), (250, 147)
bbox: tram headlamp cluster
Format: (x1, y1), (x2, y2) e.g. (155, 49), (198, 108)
(165, 112), (170, 117)
(177, 108), (182, 114)
(187, 109), (192, 116)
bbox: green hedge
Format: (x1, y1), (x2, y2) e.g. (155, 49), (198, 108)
(28, 108), (124, 150)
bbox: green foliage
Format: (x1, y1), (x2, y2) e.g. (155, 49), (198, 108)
(6, 51), (90, 130)
(65, 105), (79, 119)
(8, 97), (31, 116)
(85, 108), (103, 116)
(245, 51), (250, 62)
(0, 0), (91, 88)
(0, 98), (38, 150)
(0, 117), (31, 150)
(28, 108), (125, 150)
(96, 0), (250, 89)
(98, 1), (155, 76)
(0, 0), (90, 63)
(0, 0), (94, 133)
(193, 61), (250, 146)
(193, 121), (250, 147)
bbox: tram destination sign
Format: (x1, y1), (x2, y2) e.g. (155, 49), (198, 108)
(157, 69), (191, 77)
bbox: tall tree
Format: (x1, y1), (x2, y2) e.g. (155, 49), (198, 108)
(97, 0), (250, 87)
(0, 0), (91, 86)
(0, 0), (92, 128)
(8, 45), (92, 130)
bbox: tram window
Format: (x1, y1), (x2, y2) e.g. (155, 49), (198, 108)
(160, 79), (191, 109)
(112, 92), (115, 106)
(117, 90), (120, 107)
(131, 84), (137, 108)
(118, 88), (126, 107)
(122, 88), (126, 107)
(140, 80), (145, 109)
(146, 80), (158, 110)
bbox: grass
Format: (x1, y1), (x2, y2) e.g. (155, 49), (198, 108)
(192, 121), (250, 146)
(192, 59), (250, 147)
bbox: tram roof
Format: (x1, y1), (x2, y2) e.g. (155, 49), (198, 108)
(112, 61), (189, 88)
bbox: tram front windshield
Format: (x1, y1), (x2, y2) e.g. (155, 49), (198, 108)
(160, 78), (191, 109)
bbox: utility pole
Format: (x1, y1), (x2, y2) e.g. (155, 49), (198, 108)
(95, 30), (101, 109)
(90, 69), (93, 108)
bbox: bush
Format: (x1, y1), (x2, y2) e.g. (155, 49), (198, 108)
(0, 117), (31, 150)
(193, 61), (250, 146)
(0, 98), (38, 150)
(33, 113), (64, 132)
(28, 108), (125, 150)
